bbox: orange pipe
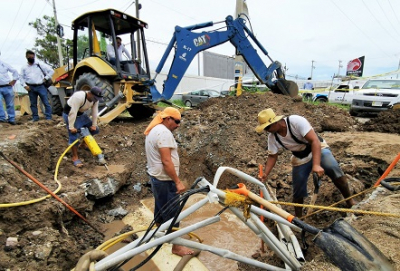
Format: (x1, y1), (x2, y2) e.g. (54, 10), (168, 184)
(229, 183), (295, 222)
(0, 152), (104, 237)
(373, 152), (400, 187)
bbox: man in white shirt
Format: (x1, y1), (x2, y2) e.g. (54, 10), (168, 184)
(0, 51), (19, 125)
(144, 107), (194, 257)
(62, 86), (104, 167)
(20, 50), (54, 121)
(106, 37), (132, 65)
(256, 108), (356, 218)
(303, 77), (314, 90)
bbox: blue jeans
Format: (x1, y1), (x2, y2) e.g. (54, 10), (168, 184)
(0, 86), (15, 122)
(150, 177), (180, 226)
(28, 85), (52, 120)
(292, 148), (344, 198)
(62, 113), (99, 144)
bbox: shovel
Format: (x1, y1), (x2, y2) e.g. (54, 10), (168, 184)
(306, 173), (321, 216)
(228, 183), (394, 271)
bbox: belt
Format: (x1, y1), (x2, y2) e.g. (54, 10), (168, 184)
(0, 84), (10, 88)
(27, 83), (43, 86)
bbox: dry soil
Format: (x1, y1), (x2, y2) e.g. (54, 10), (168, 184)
(0, 92), (400, 271)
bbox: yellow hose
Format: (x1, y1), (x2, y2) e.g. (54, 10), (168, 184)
(0, 139), (79, 208)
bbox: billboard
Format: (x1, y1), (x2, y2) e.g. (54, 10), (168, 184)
(346, 56), (365, 77)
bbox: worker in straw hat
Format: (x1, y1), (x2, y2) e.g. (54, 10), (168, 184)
(255, 108), (357, 217)
(144, 107), (194, 256)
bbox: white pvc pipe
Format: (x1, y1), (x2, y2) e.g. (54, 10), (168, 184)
(250, 213), (302, 270)
(95, 216), (220, 271)
(96, 196), (210, 266)
(168, 235), (288, 271)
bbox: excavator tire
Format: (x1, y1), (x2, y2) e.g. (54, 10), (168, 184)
(127, 104), (155, 120)
(74, 72), (113, 111)
(49, 93), (63, 116)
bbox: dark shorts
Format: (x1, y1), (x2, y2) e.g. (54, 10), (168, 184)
(292, 148), (344, 198)
(150, 177), (180, 226)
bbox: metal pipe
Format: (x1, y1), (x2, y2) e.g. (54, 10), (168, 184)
(95, 216), (220, 271)
(168, 236), (287, 271)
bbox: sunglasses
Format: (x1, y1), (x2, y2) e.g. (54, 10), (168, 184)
(264, 124), (272, 132)
(170, 117), (181, 124)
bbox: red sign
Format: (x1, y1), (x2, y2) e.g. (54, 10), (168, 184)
(346, 56), (365, 77)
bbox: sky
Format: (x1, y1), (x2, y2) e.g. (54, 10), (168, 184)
(1, 0), (400, 81)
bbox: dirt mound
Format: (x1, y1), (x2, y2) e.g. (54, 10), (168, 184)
(360, 109), (400, 134)
(0, 92), (399, 271)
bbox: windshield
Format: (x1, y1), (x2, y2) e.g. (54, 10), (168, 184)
(208, 90), (220, 97)
(362, 80), (400, 90)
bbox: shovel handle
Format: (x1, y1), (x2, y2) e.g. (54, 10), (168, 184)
(247, 191), (295, 222)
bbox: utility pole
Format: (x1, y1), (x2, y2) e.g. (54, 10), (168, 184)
(310, 60), (315, 79)
(338, 60), (343, 76)
(52, 0), (63, 66)
(135, 1), (141, 62)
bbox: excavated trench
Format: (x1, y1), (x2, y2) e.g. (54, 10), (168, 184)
(1, 93), (400, 270)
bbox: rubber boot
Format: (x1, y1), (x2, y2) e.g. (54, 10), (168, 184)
(293, 197), (304, 218)
(333, 176), (357, 207)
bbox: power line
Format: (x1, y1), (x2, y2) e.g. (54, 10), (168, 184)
(361, 0), (400, 43)
(375, 0), (400, 39)
(330, 0), (393, 58)
(0, 0), (24, 51)
(2, 0), (48, 62)
(387, 0), (400, 26)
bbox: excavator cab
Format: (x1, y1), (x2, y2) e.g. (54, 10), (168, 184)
(52, 9), (156, 121)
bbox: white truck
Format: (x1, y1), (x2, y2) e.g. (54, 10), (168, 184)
(349, 79), (400, 115)
(302, 82), (359, 104)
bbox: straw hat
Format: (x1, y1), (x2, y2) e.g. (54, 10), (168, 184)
(255, 108), (284, 133)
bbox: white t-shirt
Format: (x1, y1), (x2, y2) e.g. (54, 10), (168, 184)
(267, 115), (327, 165)
(145, 124), (179, 180)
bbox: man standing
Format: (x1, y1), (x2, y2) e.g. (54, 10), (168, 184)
(303, 77), (314, 90)
(255, 108), (356, 218)
(62, 87), (104, 168)
(106, 37), (132, 65)
(0, 51), (19, 125)
(144, 107), (194, 257)
(20, 50), (54, 121)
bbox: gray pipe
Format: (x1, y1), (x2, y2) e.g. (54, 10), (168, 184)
(95, 216), (220, 271)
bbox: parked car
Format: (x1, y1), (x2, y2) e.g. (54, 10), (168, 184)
(182, 89), (221, 107)
(229, 80), (268, 93)
(349, 79), (400, 116)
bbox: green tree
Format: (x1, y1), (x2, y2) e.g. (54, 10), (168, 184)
(29, 15), (72, 68)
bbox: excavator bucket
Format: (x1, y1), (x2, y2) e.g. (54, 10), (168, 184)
(274, 79), (299, 97)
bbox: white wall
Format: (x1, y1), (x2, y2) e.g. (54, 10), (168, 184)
(151, 72), (234, 100)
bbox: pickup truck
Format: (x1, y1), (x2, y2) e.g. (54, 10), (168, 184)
(301, 83), (358, 104)
(349, 79), (400, 115)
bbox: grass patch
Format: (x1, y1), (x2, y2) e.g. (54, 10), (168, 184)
(157, 99), (185, 108)
(303, 99), (350, 111)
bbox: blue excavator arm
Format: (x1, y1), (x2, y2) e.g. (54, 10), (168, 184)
(150, 15), (298, 102)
